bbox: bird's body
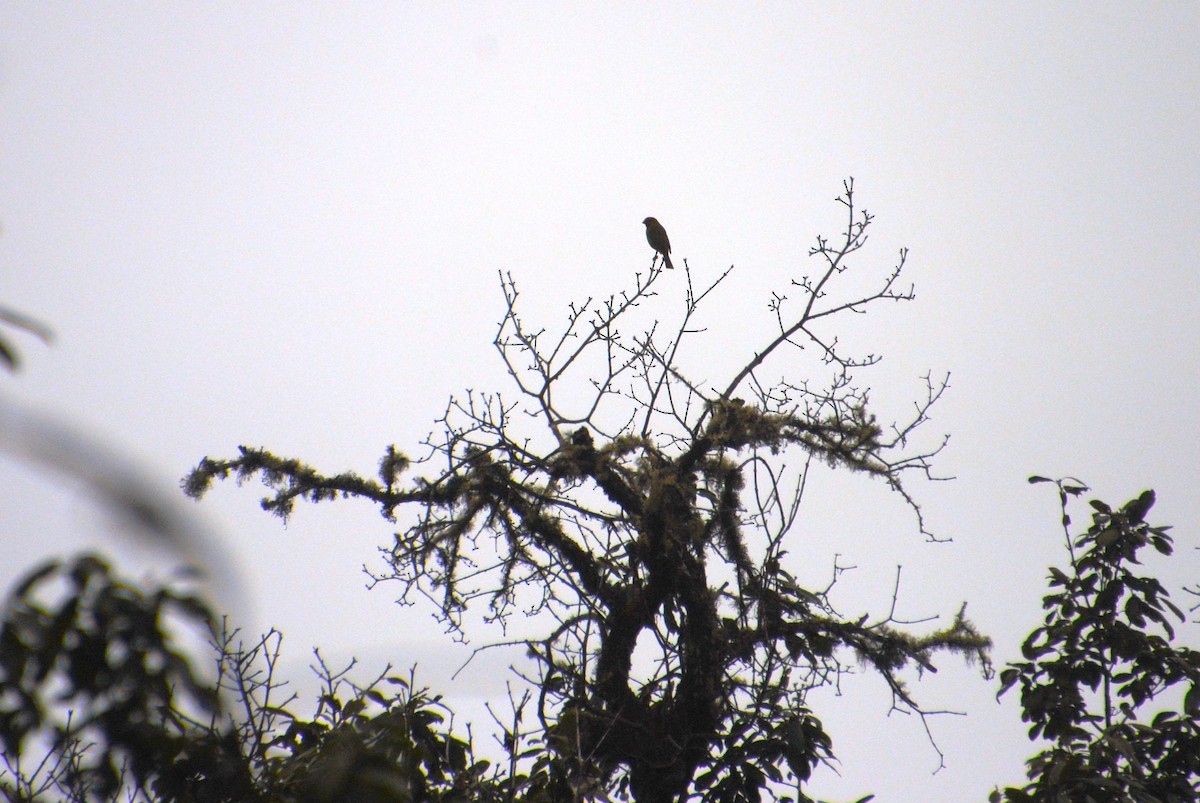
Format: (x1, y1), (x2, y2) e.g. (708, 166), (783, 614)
(642, 217), (674, 270)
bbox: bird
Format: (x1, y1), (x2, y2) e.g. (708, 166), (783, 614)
(642, 217), (675, 270)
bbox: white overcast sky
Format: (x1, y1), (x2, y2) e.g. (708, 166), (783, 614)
(2, 3), (1198, 800)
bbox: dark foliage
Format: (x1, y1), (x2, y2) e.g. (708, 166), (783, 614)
(992, 479), (1200, 802)
(0, 558), (523, 802)
(0, 554), (245, 801)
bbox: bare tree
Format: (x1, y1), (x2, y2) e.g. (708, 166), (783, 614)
(187, 180), (992, 802)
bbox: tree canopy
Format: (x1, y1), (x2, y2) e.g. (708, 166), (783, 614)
(2, 183), (1196, 802)
(183, 181), (990, 801)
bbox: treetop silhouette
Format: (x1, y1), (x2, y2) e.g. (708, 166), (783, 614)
(186, 180), (992, 801)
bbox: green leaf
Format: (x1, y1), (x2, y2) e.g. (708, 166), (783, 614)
(1121, 490), (1155, 523)
(1150, 535), (1173, 556)
(997, 668), (1021, 698)
(1094, 579), (1124, 611)
(1185, 683), (1200, 715)
(1103, 731), (1137, 763)
(1095, 526), (1121, 547)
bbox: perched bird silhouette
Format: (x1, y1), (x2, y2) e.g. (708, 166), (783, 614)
(642, 217), (674, 270)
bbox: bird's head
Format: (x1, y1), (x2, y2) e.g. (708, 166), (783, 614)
(642, 217), (657, 226)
